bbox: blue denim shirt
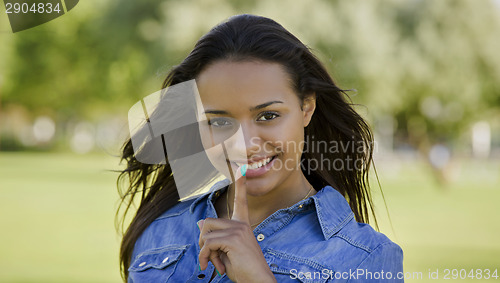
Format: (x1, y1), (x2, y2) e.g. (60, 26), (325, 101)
(129, 180), (404, 282)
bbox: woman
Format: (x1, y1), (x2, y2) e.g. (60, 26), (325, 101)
(118, 14), (403, 282)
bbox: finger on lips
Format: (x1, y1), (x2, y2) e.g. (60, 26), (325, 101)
(197, 165), (249, 276)
(231, 164), (250, 224)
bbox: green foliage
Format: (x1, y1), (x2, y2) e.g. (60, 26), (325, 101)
(1, 0), (499, 146)
(1, 0), (169, 119)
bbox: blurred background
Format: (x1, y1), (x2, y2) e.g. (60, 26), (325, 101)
(0, 0), (499, 282)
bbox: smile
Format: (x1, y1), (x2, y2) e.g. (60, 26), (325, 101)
(235, 156), (276, 169)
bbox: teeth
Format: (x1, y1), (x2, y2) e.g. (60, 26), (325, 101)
(258, 157), (271, 168)
(238, 156), (273, 170)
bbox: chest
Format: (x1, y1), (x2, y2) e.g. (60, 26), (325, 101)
(127, 238), (364, 283)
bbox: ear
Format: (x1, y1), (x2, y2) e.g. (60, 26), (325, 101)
(302, 93), (316, 127)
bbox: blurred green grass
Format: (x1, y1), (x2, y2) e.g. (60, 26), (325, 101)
(0, 152), (123, 283)
(0, 152), (499, 282)
(372, 158), (500, 282)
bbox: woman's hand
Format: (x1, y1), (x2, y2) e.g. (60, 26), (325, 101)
(197, 166), (276, 282)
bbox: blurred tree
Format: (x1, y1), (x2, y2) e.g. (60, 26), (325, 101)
(1, 0), (499, 184)
(251, 0), (500, 184)
(355, 0), (500, 184)
(0, 0), (172, 120)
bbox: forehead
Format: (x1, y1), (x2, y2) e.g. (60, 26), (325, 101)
(195, 60), (299, 109)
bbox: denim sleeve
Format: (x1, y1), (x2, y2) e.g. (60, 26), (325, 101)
(345, 242), (404, 283)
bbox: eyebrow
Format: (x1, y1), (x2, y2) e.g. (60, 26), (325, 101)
(203, 100), (283, 115)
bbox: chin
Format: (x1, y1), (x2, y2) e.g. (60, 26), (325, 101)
(244, 178), (275, 196)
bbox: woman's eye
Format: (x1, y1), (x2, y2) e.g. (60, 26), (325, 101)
(208, 118), (232, 127)
(257, 112), (279, 121)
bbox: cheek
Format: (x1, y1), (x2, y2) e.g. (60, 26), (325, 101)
(199, 125), (212, 148)
(261, 120), (305, 156)
(199, 125), (229, 177)
(203, 144), (235, 179)
(199, 124), (245, 179)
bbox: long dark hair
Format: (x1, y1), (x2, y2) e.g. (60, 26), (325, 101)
(117, 14), (378, 281)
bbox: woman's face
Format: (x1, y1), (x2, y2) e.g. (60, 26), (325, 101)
(196, 60), (315, 195)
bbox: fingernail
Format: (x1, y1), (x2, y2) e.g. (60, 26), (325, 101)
(241, 164), (247, 176)
(216, 268), (221, 277)
(196, 219), (204, 230)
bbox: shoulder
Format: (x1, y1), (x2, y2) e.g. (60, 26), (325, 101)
(314, 186), (402, 254)
(130, 195), (206, 262)
(309, 220), (403, 282)
(326, 213), (404, 282)
(337, 223), (404, 282)
(310, 186), (404, 278)
(155, 198), (196, 220)
(261, 188), (403, 282)
(334, 220), (401, 255)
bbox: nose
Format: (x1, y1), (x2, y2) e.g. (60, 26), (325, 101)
(224, 122), (261, 160)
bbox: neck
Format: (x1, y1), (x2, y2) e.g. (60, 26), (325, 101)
(222, 172), (315, 226)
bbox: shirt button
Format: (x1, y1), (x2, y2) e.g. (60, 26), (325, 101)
(162, 257), (169, 263)
(298, 204), (303, 209)
(257, 234), (265, 241)
(138, 261), (146, 267)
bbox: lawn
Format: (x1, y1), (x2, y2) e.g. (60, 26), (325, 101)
(0, 152), (499, 282)
(372, 158), (500, 282)
(0, 152), (123, 283)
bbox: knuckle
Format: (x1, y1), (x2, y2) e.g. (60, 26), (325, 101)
(236, 223), (249, 233)
(200, 231), (207, 240)
(198, 248), (206, 258)
(209, 252), (219, 260)
(204, 238), (214, 247)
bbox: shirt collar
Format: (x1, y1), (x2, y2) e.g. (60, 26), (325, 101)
(189, 181), (355, 240)
(189, 179), (230, 213)
(311, 186), (355, 240)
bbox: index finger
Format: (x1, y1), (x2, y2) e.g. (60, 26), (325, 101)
(231, 165), (249, 224)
